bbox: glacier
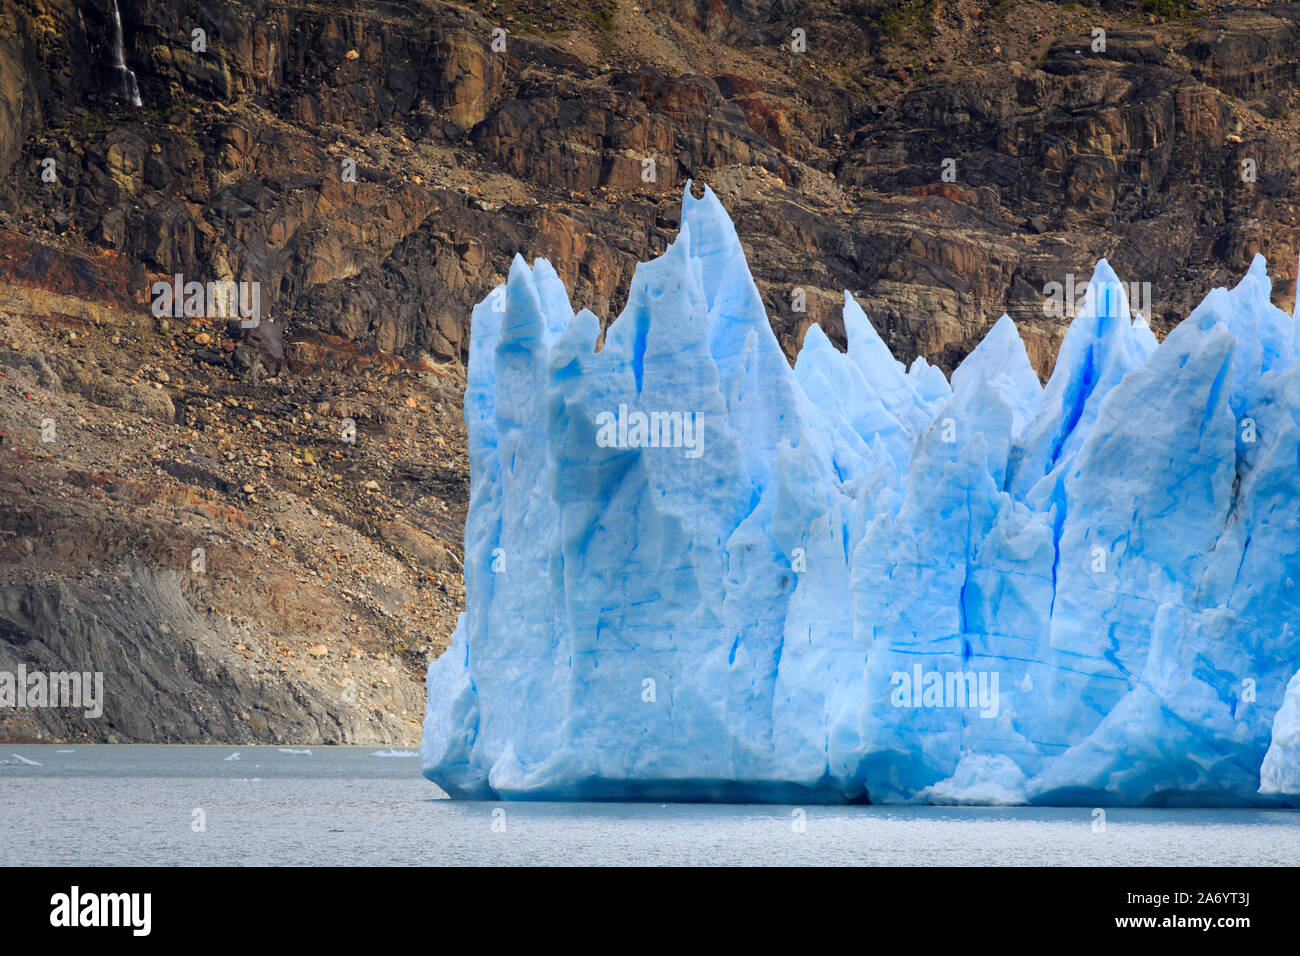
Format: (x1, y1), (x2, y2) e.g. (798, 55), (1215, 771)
(422, 182), (1300, 806)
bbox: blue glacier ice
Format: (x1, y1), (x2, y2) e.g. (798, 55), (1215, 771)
(423, 183), (1300, 806)
(1261, 669), (1300, 796)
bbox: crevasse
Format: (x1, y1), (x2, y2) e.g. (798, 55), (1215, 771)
(422, 183), (1300, 806)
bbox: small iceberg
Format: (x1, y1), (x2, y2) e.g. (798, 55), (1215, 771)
(918, 754), (1029, 806)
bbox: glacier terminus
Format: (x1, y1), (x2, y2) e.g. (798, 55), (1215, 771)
(423, 183), (1300, 806)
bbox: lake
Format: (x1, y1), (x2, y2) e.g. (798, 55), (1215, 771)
(2, 746), (1297, 865)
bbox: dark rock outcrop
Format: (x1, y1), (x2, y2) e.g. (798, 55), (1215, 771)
(1, 0), (1295, 377)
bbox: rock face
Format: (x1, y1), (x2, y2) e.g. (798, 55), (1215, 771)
(0, 0), (1298, 744)
(0, 566), (408, 743)
(0, 226), (467, 747)
(1, 0), (1297, 374)
(422, 185), (1300, 806)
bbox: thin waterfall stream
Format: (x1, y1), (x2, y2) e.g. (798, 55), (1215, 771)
(110, 0), (142, 107)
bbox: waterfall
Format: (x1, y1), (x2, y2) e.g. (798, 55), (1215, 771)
(110, 0), (142, 107)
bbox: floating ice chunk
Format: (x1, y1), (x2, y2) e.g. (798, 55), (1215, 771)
(918, 754), (1029, 806)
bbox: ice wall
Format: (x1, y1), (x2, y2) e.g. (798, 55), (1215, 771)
(423, 184), (1300, 806)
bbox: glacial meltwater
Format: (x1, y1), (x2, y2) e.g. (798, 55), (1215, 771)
(1, 746), (1297, 865)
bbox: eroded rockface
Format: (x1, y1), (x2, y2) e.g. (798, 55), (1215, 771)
(0, 566), (420, 744)
(0, 232), (465, 746)
(1, 0), (1296, 371)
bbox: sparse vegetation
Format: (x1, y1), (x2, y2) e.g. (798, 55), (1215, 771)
(586, 0), (616, 33)
(877, 0), (937, 42)
(1142, 0), (1195, 20)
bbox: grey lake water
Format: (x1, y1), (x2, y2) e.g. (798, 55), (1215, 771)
(1, 745), (1297, 866)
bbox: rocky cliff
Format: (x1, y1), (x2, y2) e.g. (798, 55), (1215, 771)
(0, 0), (1297, 743)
